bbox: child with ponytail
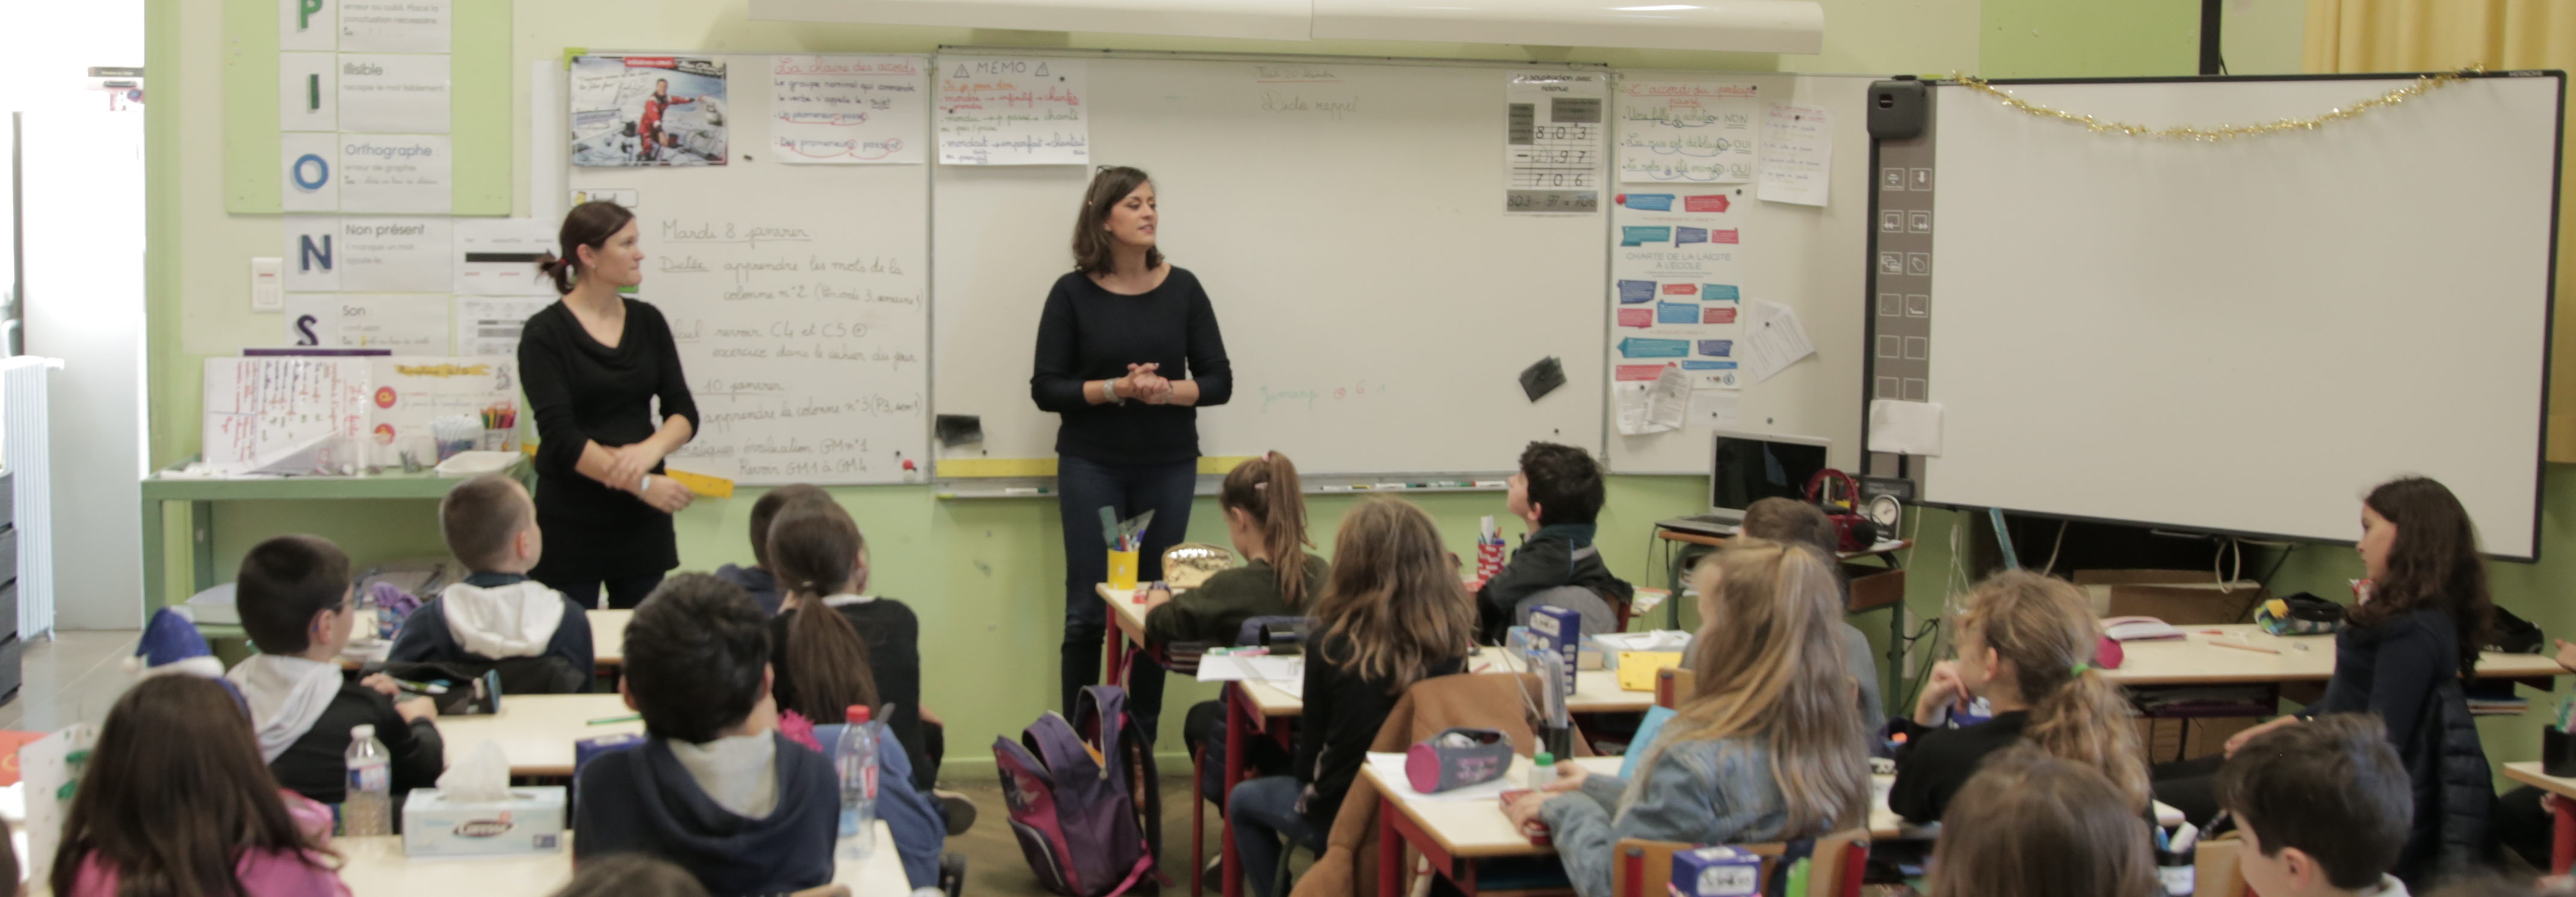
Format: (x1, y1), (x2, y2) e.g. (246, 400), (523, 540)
(1147, 452), (1331, 818)
(1888, 569), (2148, 824)
(759, 501), (953, 889)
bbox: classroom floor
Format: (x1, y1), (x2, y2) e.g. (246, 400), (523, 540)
(951, 772), (1244, 896)
(0, 630), (143, 733)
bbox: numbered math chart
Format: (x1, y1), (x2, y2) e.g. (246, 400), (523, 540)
(1504, 72), (1607, 214)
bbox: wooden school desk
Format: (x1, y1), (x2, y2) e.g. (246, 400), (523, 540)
(1197, 648), (1649, 897)
(2105, 624), (2566, 687)
(2503, 762), (2576, 875)
(1367, 754), (1622, 897)
(434, 693), (641, 778)
(1652, 529), (1913, 701)
(330, 822), (910, 896)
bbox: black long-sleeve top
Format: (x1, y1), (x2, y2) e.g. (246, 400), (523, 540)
(1886, 710), (2028, 824)
(517, 299), (698, 574)
(1294, 633), (1468, 827)
(271, 683), (444, 806)
(2302, 606), (2457, 750)
(767, 596), (930, 791)
(1029, 268), (1232, 464)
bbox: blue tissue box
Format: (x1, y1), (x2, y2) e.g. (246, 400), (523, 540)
(1527, 605), (1581, 698)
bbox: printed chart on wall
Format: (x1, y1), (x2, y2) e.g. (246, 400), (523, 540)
(1504, 72), (1608, 214)
(559, 54), (931, 485)
(279, 0), (454, 214)
(570, 55), (730, 167)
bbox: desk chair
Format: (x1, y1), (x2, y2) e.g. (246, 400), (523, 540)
(1608, 830), (1870, 897)
(1657, 668), (1697, 709)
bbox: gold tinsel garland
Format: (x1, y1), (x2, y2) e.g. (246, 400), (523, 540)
(1951, 66), (2487, 141)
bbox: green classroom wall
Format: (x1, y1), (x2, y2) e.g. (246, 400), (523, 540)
(143, 0), (2348, 773)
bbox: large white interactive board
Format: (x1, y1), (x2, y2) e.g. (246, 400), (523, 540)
(1907, 73), (2560, 558)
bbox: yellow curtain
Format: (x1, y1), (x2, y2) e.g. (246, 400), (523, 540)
(2306, 0), (2576, 458)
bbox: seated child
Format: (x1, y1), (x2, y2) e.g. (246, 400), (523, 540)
(1505, 539), (1868, 897)
(1926, 745), (2160, 897)
(760, 503), (958, 881)
(717, 484), (830, 617)
(54, 674), (350, 897)
(1231, 499), (1476, 897)
(764, 499), (933, 789)
(227, 535), (443, 806)
(2217, 714), (2415, 897)
(575, 573), (838, 896)
(1147, 452), (1329, 806)
(1474, 442), (1632, 643)
(1682, 497), (1886, 736)
(1889, 569), (2148, 824)
(389, 475), (596, 693)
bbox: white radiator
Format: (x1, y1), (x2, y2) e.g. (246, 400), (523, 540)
(2, 357), (61, 640)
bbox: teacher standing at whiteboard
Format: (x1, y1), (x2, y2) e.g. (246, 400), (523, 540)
(1032, 166), (1234, 737)
(520, 200), (702, 609)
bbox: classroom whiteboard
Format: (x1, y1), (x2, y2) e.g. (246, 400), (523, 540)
(1915, 73), (2560, 558)
(1603, 73), (1880, 475)
(557, 55), (933, 485)
(932, 55), (1609, 476)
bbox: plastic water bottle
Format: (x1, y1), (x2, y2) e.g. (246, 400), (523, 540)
(832, 706), (879, 859)
(1529, 752), (1555, 789)
(344, 724), (393, 837)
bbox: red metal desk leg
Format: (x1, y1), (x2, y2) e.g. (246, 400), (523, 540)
(1223, 684), (1247, 897)
(1377, 798), (1404, 897)
(2553, 793), (2575, 876)
(1191, 742), (1205, 897)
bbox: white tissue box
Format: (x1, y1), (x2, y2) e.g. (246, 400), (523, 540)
(401, 786), (566, 857)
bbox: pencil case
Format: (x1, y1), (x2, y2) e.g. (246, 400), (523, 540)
(1406, 727), (1513, 793)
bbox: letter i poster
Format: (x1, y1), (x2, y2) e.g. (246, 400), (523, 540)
(1610, 186), (1747, 433)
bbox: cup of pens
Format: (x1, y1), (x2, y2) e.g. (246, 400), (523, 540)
(2547, 697), (2576, 776)
(480, 402), (519, 452)
(1102, 507), (1154, 592)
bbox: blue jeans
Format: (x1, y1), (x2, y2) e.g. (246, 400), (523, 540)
(1229, 775), (1324, 897)
(1057, 454), (1196, 741)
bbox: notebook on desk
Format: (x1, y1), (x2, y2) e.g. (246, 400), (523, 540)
(1658, 432), (1832, 537)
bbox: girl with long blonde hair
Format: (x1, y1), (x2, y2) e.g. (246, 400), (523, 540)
(1504, 539), (1870, 897)
(1889, 569), (2149, 824)
(1227, 499), (1476, 897)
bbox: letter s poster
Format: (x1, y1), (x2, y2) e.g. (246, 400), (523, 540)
(570, 55), (729, 167)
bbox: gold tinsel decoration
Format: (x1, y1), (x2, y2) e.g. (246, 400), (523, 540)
(1951, 66), (2487, 141)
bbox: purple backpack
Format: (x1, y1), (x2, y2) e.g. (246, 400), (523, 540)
(995, 685), (1165, 897)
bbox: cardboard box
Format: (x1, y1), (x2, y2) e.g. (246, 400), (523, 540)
(1670, 845), (1764, 897)
(1527, 606), (1582, 698)
(402, 786), (567, 857)
(2137, 716), (2259, 763)
(2193, 834), (2247, 897)
(2074, 569), (2267, 625)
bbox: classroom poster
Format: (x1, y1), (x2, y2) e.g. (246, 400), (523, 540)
(285, 292), (451, 353)
(935, 57), (1089, 165)
(570, 55), (730, 167)
(770, 55), (928, 165)
(335, 53), (451, 134)
(1608, 186), (1749, 400)
(1617, 81), (1758, 184)
(1757, 103), (1832, 207)
(335, 0), (452, 54)
(1504, 72), (1607, 214)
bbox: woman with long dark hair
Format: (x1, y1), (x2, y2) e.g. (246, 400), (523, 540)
(521, 200), (700, 609)
(2153, 475), (2495, 886)
(1030, 166), (1234, 738)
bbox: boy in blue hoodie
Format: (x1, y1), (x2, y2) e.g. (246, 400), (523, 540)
(388, 475), (595, 692)
(575, 573), (841, 896)
(1474, 442), (1634, 643)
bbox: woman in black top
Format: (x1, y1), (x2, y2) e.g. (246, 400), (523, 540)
(519, 202), (700, 609)
(1031, 166), (1233, 737)
(2151, 476), (2494, 886)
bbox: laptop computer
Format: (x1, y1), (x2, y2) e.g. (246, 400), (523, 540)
(1660, 431), (1832, 537)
